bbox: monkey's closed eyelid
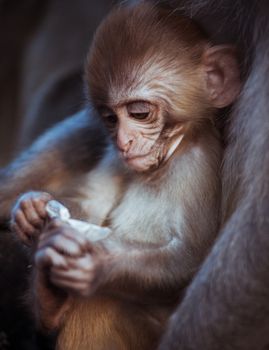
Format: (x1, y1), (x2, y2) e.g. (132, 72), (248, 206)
(129, 112), (150, 120)
(127, 101), (151, 112)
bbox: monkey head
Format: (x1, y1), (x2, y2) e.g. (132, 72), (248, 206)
(85, 2), (241, 172)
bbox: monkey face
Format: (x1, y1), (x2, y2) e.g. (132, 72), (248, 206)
(87, 2), (241, 174)
(99, 100), (184, 172)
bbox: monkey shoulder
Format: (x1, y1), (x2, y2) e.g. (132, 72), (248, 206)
(0, 109), (107, 193)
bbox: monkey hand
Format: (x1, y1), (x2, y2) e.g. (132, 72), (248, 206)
(35, 219), (105, 297)
(11, 191), (53, 246)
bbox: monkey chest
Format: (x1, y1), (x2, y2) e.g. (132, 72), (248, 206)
(78, 155), (125, 226)
(78, 153), (184, 242)
(108, 183), (185, 244)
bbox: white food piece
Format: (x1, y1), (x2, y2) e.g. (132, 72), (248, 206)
(46, 200), (71, 220)
(45, 200), (111, 242)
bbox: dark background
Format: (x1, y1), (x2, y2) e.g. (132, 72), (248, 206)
(0, 0), (115, 167)
(0, 1), (115, 349)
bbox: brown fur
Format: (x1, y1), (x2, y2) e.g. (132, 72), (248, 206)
(0, 2), (241, 350)
(86, 2), (212, 120)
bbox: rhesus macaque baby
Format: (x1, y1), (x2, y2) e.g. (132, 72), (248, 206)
(7, 2), (240, 350)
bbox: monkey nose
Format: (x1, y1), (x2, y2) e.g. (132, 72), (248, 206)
(117, 137), (133, 153)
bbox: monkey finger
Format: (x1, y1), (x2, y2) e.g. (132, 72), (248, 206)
(20, 199), (44, 228)
(50, 226), (90, 250)
(51, 265), (94, 282)
(12, 209), (37, 237)
(35, 247), (68, 269)
(51, 267), (86, 281)
(31, 192), (52, 218)
(39, 234), (83, 257)
(50, 267), (97, 295)
(10, 222), (32, 246)
(50, 275), (91, 296)
(66, 254), (95, 272)
(39, 223), (88, 251)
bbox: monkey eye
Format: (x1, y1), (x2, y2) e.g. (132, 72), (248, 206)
(129, 112), (149, 120)
(127, 101), (151, 121)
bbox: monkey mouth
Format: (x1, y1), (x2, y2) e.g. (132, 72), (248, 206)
(121, 151), (160, 172)
(122, 152), (151, 162)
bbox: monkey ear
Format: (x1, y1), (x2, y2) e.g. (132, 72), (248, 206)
(203, 45), (241, 108)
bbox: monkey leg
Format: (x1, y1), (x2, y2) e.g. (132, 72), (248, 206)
(57, 296), (172, 350)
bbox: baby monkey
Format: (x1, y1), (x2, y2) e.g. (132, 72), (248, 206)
(9, 2), (240, 350)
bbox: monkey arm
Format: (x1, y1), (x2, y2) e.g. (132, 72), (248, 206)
(0, 109), (106, 223)
(45, 229), (203, 303)
(35, 220), (196, 302)
(92, 235), (204, 301)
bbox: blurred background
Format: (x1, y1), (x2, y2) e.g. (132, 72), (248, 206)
(0, 0), (116, 167)
(0, 1), (117, 349)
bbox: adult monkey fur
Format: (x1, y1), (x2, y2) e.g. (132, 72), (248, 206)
(158, 0), (269, 350)
(1, 2), (241, 350)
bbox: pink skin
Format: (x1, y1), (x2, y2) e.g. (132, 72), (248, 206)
(35, 220), (105, 297)
(101, 101), (168, 172)
(11, 191), (52, 245)
(124, 149), (164, 172)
